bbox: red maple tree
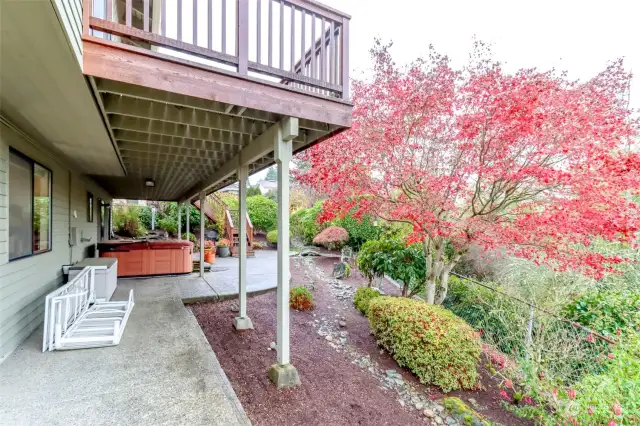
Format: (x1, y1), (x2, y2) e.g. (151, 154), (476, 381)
(298, 41), (640, 304)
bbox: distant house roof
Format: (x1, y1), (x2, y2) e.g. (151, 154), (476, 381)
(220, 182), (239, 193)
(257, 179), (278, 193)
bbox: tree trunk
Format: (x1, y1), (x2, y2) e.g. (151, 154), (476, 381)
(434, 254), (460, 305)
(425, 238), (444, 304)
(401, 284), (409, 297)
(424, 239), (435, 304)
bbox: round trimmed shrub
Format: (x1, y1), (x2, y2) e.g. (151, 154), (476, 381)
(353, 287), (381, 316)
(266, 230), (278, 244)
(312, 226), (349, 250)
(290, 286), (313, 311)
(368, 297), (482, 392)
(247, 195), (277, 232)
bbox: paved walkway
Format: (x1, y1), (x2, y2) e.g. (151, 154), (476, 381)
(178, 250), (278, 302)
(0, 280), (252, 426)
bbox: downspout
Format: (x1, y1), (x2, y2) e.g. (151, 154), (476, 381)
(68, 171), (73, 263)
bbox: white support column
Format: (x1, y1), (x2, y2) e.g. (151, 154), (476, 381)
(177, 201), (182, 239)
(233, 165), (253, 330)
(268, 117), (300, 389)
(199, 191), (205, 277)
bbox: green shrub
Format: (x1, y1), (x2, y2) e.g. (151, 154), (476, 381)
(139, 206), (153, 230)
(353, 287), (381, 316)
(568, 333), (640, 425)
(334, 213), (380, 250)
(368, 297), (482, 392)
(312, 226), (349, 250)
(182, 232), (197, 247)
(563, 291), (640, 338)
(247, 195), (277, 232)
(290, 201), (324, 244)
(112, 206), (147, 237)
(516, 333), (640, 425)
(154, 202), (202, 234)
(247, 184), (262, 197)
(156, 217), (178, 236)
(357, 236), (426, 297)
(290, 286), (313, 311)
(266, 230), (278, 244)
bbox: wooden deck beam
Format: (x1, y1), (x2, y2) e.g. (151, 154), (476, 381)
(108, 115), (253, 145)
(112, 129), (240, 152)
(83, 37), (352, 128)
(104, 95), (270, 137)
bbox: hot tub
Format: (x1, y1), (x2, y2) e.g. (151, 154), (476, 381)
(99, 240), (193, 277)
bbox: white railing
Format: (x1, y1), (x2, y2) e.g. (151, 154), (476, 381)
(43, 267), (95, 352)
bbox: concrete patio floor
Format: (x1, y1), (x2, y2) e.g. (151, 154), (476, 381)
(178, 249), (278, 302)
(0, 278), (252, 425)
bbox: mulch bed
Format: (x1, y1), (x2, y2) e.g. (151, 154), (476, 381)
(191, 255), (532, 426)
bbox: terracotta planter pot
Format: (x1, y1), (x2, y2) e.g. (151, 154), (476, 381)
(204, 250), (215, 264)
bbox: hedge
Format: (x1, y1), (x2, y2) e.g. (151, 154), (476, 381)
(368, 297), (482, 392)
(353, 287), (382, 316)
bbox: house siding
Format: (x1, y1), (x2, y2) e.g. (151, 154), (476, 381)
(0, 121), (112, 363)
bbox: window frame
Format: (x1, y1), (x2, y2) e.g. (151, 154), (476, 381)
(8, 147), (53, 262)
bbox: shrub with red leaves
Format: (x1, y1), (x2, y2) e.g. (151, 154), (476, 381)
(290, 286), (313, 311)
(312, 226), (349, 250)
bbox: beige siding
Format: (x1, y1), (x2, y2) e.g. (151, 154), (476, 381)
(0, 121), (112, 362)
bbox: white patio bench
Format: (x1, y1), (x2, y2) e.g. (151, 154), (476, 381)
(42, 266), (135, 352)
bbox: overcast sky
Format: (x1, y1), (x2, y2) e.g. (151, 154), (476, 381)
(247, 0), (639, 182)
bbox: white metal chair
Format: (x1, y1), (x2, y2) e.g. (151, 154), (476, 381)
(43, 267), (135, 352)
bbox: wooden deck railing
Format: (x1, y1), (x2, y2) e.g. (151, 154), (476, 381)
(83, 0), (350, 99)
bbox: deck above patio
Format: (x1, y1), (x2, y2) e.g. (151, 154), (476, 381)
(76, 0), (352, 201)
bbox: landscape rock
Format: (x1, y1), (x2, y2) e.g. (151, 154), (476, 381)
(423, 408), (435, 418)
(339, 320), (347, 327)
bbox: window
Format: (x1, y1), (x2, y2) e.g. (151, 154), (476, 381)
(8, 149), (52, 261)
(87, 192), (94, 222)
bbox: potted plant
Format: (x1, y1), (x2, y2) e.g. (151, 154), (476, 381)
(217, 238), (231, 257)
(203, 240), (216, 264)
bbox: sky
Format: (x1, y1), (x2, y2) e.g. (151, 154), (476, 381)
(247, 0), (639, 183)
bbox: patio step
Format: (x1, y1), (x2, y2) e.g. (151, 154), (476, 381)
(231, 245), (255, 257)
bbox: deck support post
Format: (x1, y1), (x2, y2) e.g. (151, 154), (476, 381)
(233, 164), (253, 330)
(268, 117), (300, 389)
(177, 201), (182, 239)
(199, 191), (205, 277)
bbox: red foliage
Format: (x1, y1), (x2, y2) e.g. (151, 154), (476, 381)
(312, 226), (349, 249)
(298, 40), (640, 281)
(289, 287), (313, 311)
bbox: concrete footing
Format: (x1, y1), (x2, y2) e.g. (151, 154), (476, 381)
(268, 363), (301, 389)
(233, 316), (254, 330)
